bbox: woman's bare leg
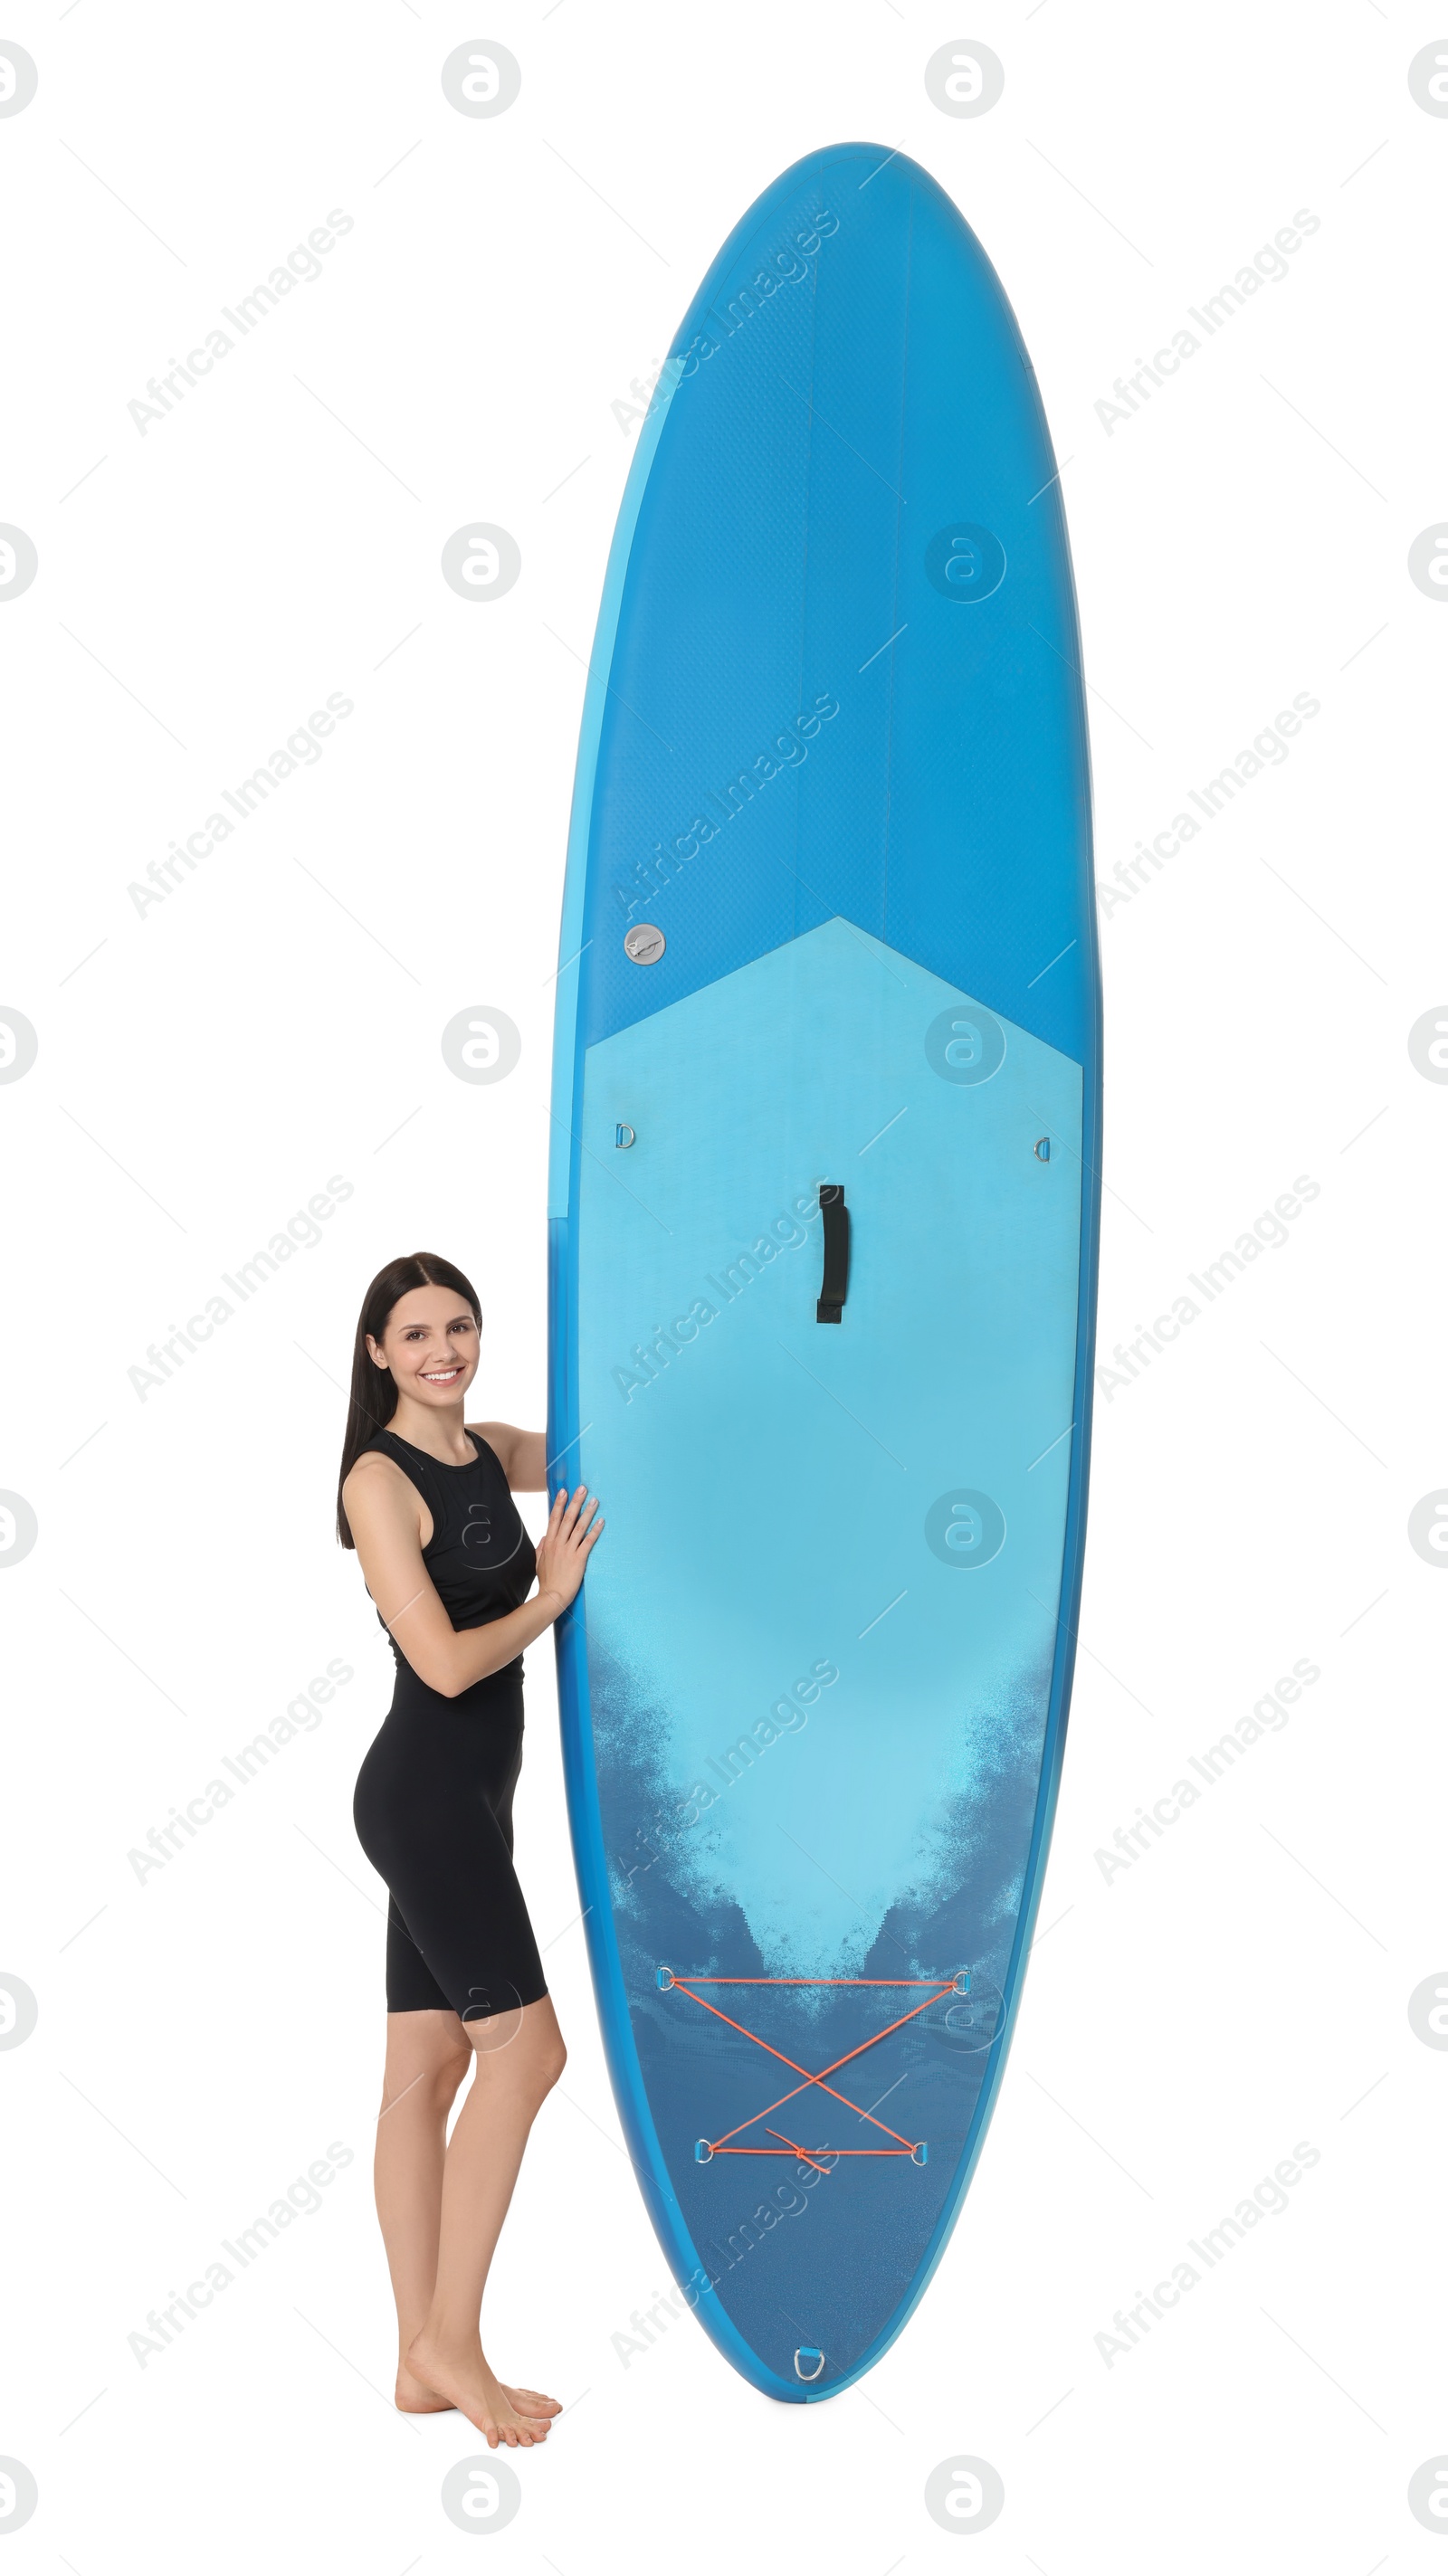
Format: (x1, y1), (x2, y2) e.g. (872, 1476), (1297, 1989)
(374, 2010), (472, 2409)
(405, 1992), (567, 2446)
(374, 2005), (562, 2421)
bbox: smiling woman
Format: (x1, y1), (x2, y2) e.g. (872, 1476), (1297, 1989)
(338, 1250), (603, 2449)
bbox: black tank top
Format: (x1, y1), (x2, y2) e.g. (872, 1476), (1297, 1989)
(363, 1428), (537, 1667)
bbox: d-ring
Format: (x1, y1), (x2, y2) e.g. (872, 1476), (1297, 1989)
(794, 2345), (825, 2381)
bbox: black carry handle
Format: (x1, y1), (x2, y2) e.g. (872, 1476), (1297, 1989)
(816, 1183), (850, 1323)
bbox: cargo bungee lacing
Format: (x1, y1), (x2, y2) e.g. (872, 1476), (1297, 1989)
(655, 1968), (968, 2170)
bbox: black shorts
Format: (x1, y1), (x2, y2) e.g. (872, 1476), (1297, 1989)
(353, 1661), (548, 2022)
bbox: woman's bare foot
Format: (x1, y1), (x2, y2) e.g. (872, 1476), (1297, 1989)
(395, 2354), (560, 2419)
(395, 2356), (452, 2414)
(501, 2383), (562, 2419)
(405, 2330), (552, 2445)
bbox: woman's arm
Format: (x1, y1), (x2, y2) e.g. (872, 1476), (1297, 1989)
(343, 1452), (601, 1697)
(470, 1421), (548, 1491)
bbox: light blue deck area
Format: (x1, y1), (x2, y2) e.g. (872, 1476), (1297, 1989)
(548, 142), (1100, 2400)
(578, 918), (1081, 1982)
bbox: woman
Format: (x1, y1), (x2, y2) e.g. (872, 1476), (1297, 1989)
(340, 1250), (602, 2448)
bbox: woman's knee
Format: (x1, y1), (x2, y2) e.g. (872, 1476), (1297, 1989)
(382, 2013), (472, 2111)
(433, 2039), (475, 2102)
(475, 2017), (565, 2100)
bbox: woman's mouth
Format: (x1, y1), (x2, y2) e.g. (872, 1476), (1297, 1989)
(420, 1366), (463, 1386)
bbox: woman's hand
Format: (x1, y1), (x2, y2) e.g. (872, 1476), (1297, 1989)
(535, 1485), (604, 1615)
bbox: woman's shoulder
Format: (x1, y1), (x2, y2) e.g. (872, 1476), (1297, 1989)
(343, 1439), (416, 1505)
(346, 1429), (398, 1470)
(343, 1441), (434, 1558)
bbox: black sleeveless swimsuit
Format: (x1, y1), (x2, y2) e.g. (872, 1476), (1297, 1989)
(351, 1428), (548, 2022)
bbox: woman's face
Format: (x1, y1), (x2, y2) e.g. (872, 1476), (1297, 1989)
(368, 1287), (480, 1409)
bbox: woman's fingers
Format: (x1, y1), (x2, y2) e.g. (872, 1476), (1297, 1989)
(546, 1487), (603, 1564)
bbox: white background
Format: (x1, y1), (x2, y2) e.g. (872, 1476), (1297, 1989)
(1, 3), (1443, 2568)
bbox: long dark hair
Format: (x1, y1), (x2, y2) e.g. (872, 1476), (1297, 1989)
(336, 1251), (483, 1547)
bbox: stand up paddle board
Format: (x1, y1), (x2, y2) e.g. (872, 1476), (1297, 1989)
(548, 142), (1100, 2402)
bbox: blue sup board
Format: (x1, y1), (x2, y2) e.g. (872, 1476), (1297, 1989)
(548, 143), (1100, 2401)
